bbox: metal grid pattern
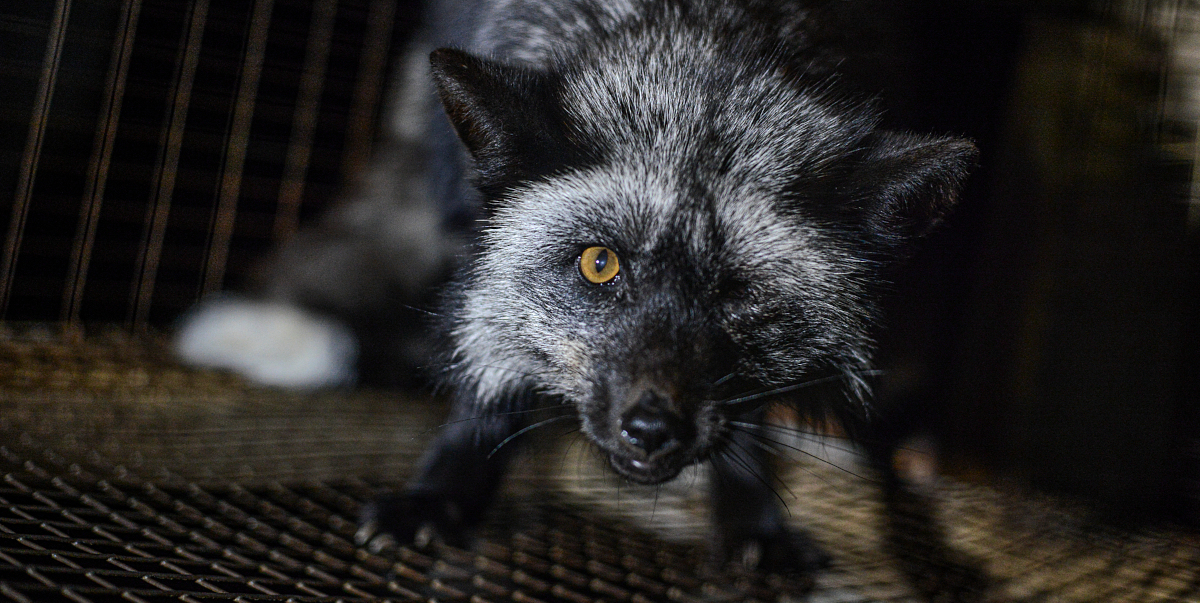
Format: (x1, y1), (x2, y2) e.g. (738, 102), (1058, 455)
(0, 0), (415, 326)
(2, 422), (1200, 603)
(0, 331), (1200, 603)
(0, 439), (820, 603)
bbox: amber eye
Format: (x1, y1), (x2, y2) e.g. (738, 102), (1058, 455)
(579, 246), (620, 284)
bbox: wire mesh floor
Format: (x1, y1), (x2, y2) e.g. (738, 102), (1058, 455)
(0, 326), (1198, 603)
(0, 440), (792, 603)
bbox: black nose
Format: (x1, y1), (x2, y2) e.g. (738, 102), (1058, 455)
(620, 392), (683, 455)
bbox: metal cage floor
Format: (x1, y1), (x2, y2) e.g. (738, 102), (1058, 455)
(0, 442), (786, 603)
(0, 328), (1198, 603)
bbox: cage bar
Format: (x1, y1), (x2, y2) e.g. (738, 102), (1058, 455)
(130, 0), (210, 328)
(274, 0), (339, 245)
(63, 0), (144, 324)
(201, 0), (276, 296)
(340, 0), (395, 181)
(1, 0), (73, 317)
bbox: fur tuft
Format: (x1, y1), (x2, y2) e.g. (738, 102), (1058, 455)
(174, 295), (358, 389)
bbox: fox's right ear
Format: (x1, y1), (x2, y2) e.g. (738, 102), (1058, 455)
(849, 131), (978, 251)
(429, 48), (569, 190)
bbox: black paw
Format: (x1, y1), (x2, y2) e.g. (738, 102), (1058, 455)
(355, 491), (474, 552)
(716, 526), (832, 577)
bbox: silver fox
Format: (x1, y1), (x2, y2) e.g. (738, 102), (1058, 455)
(361, 0), (977, 575)
(178, 0), (977, 578)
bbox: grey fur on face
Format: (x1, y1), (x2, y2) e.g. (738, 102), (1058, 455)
(434, 0), (941, 481)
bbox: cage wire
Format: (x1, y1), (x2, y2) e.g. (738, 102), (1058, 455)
(0, 0), (411, 328)
(2, 0), (1200, 602)
(0, 0), (1196, 327)
(0, 331), (1197, 603)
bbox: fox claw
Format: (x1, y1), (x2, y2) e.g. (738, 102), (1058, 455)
(357, 491), (474, 551)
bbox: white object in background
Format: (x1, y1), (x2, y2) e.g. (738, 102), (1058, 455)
(173, 295), (357, 389)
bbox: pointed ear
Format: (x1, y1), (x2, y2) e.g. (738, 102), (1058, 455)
(429, 47), (564, 187)
(852, 131), (978, 247)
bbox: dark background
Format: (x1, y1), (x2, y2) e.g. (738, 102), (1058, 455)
(872, 0), (1197, 526)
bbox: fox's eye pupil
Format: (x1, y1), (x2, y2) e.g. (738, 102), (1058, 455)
(580, 246), (620, 284)
(593, 250), (608, 272)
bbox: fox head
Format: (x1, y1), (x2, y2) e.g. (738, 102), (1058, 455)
(429, 14), (976, 484)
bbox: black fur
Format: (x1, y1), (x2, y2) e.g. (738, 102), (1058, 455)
(354, 0), (978, 581)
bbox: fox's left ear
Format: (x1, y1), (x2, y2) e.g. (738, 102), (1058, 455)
(851, 131), (978, 248)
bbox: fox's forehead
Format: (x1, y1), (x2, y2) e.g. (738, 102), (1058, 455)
(555, 27), (876, 182)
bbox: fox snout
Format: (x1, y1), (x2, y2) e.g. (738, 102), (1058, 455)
(599, 386), (715, 485)
(618, 391), (693, 457)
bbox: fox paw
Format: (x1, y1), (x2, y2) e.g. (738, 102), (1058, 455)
(355, 491), (474, 552)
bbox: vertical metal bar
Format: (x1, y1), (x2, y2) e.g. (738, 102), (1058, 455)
(0, 0), (73, 317)
(273, 0), (338, 245)
(63, 0), (143, 324)
(130, 0), (209, 328)
(201, 0), (276, 295)
(341, 0), (395, 181)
